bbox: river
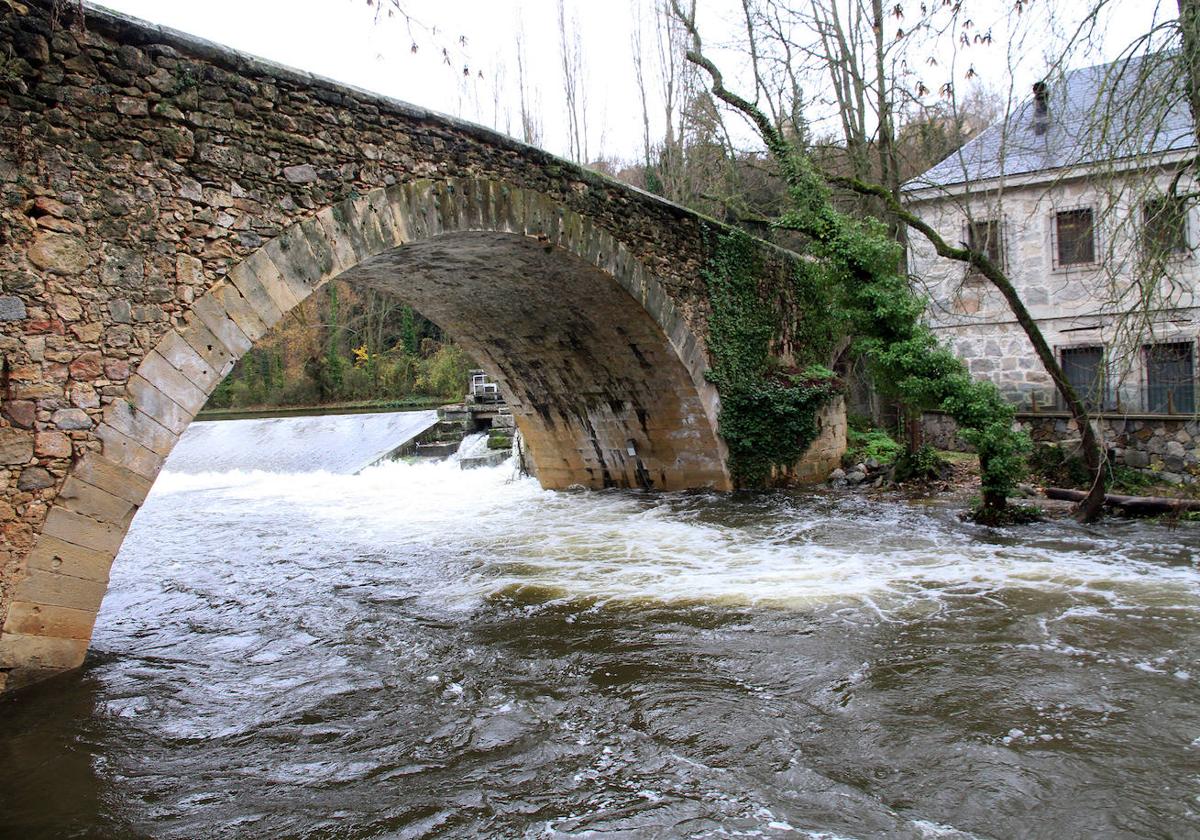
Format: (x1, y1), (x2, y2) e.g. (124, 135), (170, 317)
(2, 416), (1198, 839)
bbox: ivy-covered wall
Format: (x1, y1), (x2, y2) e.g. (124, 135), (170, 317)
(700, 227), (844, 486)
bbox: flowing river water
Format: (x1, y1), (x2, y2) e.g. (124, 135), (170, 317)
(2, 415), (1199, 839)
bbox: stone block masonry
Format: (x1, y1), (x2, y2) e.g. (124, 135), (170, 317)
(922, 410), (1200, 485)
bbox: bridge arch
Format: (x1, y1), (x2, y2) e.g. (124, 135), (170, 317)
(0, 177), (730, 687)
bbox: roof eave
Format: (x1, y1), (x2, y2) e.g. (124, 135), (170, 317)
(901, 146), (1199, 204)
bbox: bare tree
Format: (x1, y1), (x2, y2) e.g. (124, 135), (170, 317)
(668, 0), (1120, 520)
(557, 0), (589, 163)
(514, 17), (542, 147)
(632, 0), (655, 170)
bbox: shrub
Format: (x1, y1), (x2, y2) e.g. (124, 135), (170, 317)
(893, 444), (951, 482)
(417, 344), (471, 398)
(843, 426), (903, 467)
(1028, 443), (1091, 489)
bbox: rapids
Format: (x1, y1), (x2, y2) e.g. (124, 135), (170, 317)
(2, 414), (1198, 838)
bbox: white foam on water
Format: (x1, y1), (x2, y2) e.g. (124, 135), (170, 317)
(143, 446), (1200, 620)
(453, 432), (493, 461)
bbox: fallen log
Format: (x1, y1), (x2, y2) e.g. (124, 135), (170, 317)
(1044, 487), (1200, 516)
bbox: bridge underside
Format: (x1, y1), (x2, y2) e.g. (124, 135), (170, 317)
(343, 232), (728, 491)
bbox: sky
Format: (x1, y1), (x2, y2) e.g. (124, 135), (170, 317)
(90, 0), (1175, 163)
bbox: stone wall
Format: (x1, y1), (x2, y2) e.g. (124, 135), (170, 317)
(922, 410), (1200, 484)
(787, 396), (848, 484)
(1022, 413), (1200, 484)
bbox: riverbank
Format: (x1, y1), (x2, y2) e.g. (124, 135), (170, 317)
(834, 448), (1200, 523)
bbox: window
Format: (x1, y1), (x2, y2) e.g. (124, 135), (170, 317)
(1142, 197), (1188, 258)
(966, 219), (1004, 268)
(1061, 346), (1106, 410)
(1145, 342), (1195, 413)
(1055, 208), (1096, 266)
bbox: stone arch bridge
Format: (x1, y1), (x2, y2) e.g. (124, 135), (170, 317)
(0, 2), (844, 691)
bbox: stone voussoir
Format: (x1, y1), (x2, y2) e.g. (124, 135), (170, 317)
(136, 350), (209, 415)
(190, 294), (253, 358)
(25, 533), (117, 582)
(156, 330), (224, 393)
(225, 262), (285, 330)
(3, 601), (98, 642)
(209, 283), (269, 345)
(71, 452), (154, 506)
(101, 399), (177, 458)
(95, 422), (166, 481)
(126, 374), (194, 437)
(0, 633), (90, 671)
(41, 506), (128, 555)
(12, 570), (109, 612)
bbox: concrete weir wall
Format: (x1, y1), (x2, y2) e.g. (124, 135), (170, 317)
(0, 1), (843, 691)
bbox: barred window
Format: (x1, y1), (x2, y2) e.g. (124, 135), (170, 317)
(1142, 197), (1188, 257)
(1060, 346), (1106, 410)
(1055, 208), (1096, 266)
(1145, 342), (1195, 414)
(966, 219), (1003, 268)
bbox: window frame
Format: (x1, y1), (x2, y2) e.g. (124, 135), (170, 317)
(964, 216), (1006, 276)
(1051, 206), (1098, 269)
(1141, 195), (1190, 261)
(1143, 340), (1197, 415)
(1058, 343), (1111, 411)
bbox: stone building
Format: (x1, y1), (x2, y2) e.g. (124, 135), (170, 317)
(905, 54), (1198, 418)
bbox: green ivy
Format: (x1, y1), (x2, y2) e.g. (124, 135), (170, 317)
(844, 426), (904, 467)
(700, 150), (1029, 518)
(774, 153), (1029, 516)
(700, 227), (842, 486)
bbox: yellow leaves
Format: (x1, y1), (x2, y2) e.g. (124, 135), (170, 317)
(352, 344), (371, 368)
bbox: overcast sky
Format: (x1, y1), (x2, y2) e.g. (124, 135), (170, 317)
(91, 0), (1173, 163)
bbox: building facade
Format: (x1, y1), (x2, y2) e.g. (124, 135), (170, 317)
(906, 56), (1198, 419)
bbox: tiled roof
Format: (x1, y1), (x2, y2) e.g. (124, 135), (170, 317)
(905, 52), (1195, 191)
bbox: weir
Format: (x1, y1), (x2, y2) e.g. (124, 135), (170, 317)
(163, 410), (441, 475)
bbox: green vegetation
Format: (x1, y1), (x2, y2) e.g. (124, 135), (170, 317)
(487, 430), (513, 450)
(1028, 444), (1093, 490)
(893, 444), (951, 483)
(1107, 465), (1157, 495)
(700, 228), (842, 486)
(967, 498), (1044, 525)
(843, 419), (903, 468)
(1029, 443), (1166, 496)
(842, 419), (949, 483)
(770, 155), (1028, 517)
(695, 154), (1029, 517)
(205, 281), (473, 411)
